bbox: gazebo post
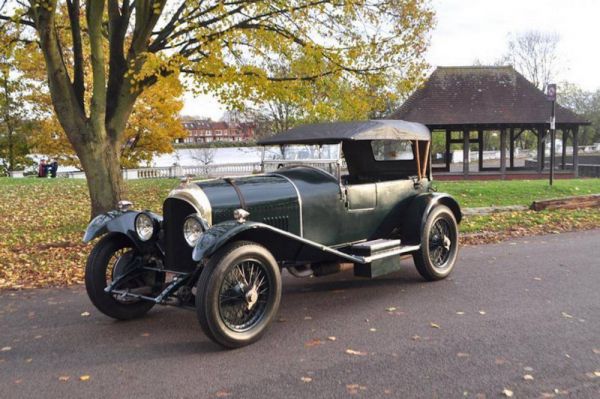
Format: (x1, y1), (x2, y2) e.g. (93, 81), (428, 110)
(463, 129), (469, 178)
(509, 128), (515, 169)
(478, 129), (484, 172)
(535, 128), (543, 173)
(561, 128), (568, 170)
(500, 128), (507, 178)
(573, 127), (579, 177)
(445, 129), (451, 172)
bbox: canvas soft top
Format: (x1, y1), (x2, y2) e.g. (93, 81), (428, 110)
(257, 120), (430, 145)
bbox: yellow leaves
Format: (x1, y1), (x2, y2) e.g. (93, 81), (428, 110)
(58, 376), (70, 382)
(80, 312), (90, 317)
(502, 388), (514, 397)
(300, 376), (312, 383)
(429, 322), (440, 329)
(0, 178), (178, 290)
(304, 339), (323, 347)
(345, 349), (367, 356)
(79, 375), (90, 382)
(346, 383), (367, 394)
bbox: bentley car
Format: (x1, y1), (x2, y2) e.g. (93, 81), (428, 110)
(83, 120), (462, 348)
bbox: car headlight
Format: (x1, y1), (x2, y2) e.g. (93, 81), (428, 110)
(135, 212), (155, 241)
(183, 214), (206, 247)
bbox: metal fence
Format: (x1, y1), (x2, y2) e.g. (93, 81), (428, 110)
(45, 160), (346, 180)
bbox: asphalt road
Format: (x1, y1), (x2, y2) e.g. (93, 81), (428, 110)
(1, 230), (599, 399)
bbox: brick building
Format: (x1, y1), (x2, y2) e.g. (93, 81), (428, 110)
(180, 119), (256, 143)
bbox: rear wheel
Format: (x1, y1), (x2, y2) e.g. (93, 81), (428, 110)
(85, 235), (162, 320)
(412, 206), (459, 281)
(196, 241), (281, 348)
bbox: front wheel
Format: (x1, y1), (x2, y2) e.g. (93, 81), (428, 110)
(412, 205), (459, 281)
(85, 234), (162, 320)
(196, 241), (282, 349)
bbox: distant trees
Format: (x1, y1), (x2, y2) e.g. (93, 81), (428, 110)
(558, 83), (600, 145)
(0, 26), (35, 174)
(501, 31), (560, 90)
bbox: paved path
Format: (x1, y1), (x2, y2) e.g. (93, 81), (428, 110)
(1, 231), (599, 398)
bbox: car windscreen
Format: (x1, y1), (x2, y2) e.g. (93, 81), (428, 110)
(262, 144), (341, 161)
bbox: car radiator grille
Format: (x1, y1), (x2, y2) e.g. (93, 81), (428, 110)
(262, 216), (289, 231)
(162, 198), (197, 272)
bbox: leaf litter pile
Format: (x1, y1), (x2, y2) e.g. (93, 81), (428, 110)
(1, 178), (599, 290)
(0, 178), (177, 290)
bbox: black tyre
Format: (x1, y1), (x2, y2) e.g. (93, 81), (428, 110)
(85, 234), (162, 320)
(412, 205), (459, 281)
(196, 241), (282, 349)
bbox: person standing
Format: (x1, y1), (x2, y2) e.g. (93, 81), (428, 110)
(38, 159), (47, 177)
(50, 159), (58, 178)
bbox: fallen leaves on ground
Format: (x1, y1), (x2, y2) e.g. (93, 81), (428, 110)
(502, 388), (514, 397)
(523, 374), (534, 380)
(430, 322), (440, 329)
(327, 336), (336, 341)
(346, 384), (367, 394)
(80, 311), (90, 317)
(304, 339), (323, 347)
(385, 307), (397, 312)
(345, 349), (367, 356)
(0, 179), (177, 290)
(460, 208), (600, 246)
(1, 346), (11, 352)
(58, 376), (70, 382)
(79, 375), (90, 381)
(300, 377), (312, 383)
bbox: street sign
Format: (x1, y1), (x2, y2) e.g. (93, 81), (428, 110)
(546, 84), (557, 101)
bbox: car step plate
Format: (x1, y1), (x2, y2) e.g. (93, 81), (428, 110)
(350, 239), (420, 278)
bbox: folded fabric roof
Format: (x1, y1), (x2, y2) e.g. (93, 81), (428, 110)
(257, 120), (430, 145)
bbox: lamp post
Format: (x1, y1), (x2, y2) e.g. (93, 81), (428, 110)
(546, 84), (557, 186)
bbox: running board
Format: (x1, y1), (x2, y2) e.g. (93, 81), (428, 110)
(348, 239), (420, 278)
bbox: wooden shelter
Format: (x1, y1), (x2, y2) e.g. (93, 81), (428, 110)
(390, 66), (590, 177)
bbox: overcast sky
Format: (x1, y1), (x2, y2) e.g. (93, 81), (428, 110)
(182, 0), (600, 119)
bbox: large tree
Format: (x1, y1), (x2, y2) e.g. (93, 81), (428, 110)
(501, 30), (560, 90)
(0, 0), (434, 217)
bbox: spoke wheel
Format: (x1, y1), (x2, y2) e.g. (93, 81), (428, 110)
(85, 235), (163, 320)
(196, 241), (281, 349)
(412, 206), (459, 281)
(218, 260), (271, 332)
(428, 218), (452, 268)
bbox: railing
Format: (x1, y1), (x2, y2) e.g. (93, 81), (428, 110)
(124, 162), (265, 180)
(39, 160), (346, 180)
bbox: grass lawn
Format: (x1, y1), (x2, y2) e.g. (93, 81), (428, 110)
(435, 179), (600, 208)
(0, 176), (599, 289)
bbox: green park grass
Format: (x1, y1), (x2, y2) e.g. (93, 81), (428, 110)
(0, 176), (599, 289)
(435, 178), (600, 208)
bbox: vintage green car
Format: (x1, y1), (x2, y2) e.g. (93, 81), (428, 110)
(83, 120), (461, 348)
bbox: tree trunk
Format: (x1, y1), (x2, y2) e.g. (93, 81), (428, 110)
(77, 138), (122, 218)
